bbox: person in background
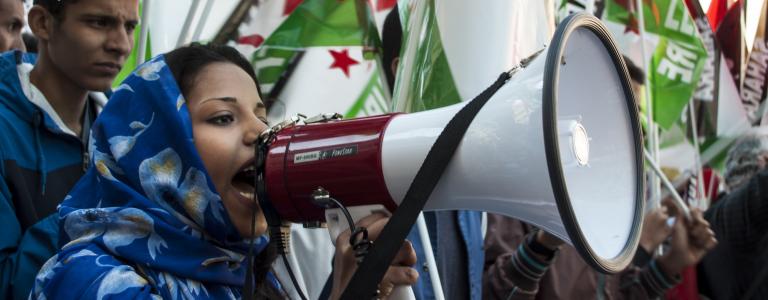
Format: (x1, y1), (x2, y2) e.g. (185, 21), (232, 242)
(698, 134), (768, 300)
(0, 0), (25, 52)
(0, 0), (138, 298)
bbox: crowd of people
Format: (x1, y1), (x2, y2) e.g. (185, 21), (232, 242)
(0, 0), (765, 299)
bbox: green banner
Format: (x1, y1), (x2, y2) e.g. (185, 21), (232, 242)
(393, 0), (460, 113)
(605, 0), (708, 129)
(263, 0), (373, 48)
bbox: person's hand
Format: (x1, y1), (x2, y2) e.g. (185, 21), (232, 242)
(535, 230), (564, 251)
(330, 213), (419, 300)
(639, 205), (673, 253)
(657, 208), (717, 277)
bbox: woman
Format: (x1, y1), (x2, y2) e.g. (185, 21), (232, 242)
(29, 44), (417, 299)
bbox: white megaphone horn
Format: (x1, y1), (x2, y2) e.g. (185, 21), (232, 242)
(256, 12), (644, 274)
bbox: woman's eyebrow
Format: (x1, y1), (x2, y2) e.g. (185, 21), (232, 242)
(201, 96), (237, 104)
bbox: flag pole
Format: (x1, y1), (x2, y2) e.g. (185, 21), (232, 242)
(177, 0), (205, 47)
(687, 98), (709, 209)
(392, 0), (428, 113)
(635, 0), (661, 208)
(137, 0), (151, 64)
(390, 2), (445, 299)
(192, 0), (215, 42)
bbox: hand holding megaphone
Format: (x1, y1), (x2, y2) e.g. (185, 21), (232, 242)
(328, 212), (419, 300)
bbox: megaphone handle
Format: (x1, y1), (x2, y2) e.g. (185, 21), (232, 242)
(325, 206), (417, 300)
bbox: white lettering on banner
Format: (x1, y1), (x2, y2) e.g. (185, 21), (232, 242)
(694, 18), (716, 101)
(657, 41), (698, 83)
(664, 0), (696, 36)
(741, 40), (768, 122)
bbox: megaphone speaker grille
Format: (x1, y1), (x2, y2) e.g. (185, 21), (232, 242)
(543, 13), (644, 273)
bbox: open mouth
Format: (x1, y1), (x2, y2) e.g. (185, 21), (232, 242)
(231, 162), (256, 201)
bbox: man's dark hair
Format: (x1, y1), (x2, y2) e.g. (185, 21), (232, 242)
(33, 0), (79, 20)
(622, 55), (645, 85)
(165, 43), (264, 100)
(23, 32), (38, 53)
(381, 5), (401, 93)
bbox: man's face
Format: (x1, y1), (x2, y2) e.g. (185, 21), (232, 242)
(45, 0), (139, 91)
(0, 0), (25, 52)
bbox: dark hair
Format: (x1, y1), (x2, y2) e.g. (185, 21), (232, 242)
(622, 55), (645, 85)
(381, 6), (401, 93)
(23, 32), (38, 53)
(165, 43), (281, 299)
(33, 0), (79, 20)
(165, 43), (263, 100)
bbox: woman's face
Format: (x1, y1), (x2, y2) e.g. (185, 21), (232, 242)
(185, 62), (268, 238)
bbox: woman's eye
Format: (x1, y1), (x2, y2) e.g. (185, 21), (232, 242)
(208, 114), (234, 126)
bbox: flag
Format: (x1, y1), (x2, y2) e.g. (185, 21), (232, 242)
(684, 0), (721, 138)
(236, 0), (392, 123)
(745, 0), (768, 125)
(603, 0), (708, 130)
(706, 0), (732, 30)
(394, 0), (555, 113)
(716, 1), (747, 91)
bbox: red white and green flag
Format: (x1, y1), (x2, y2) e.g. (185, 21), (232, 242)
(235, 0), (394, 123)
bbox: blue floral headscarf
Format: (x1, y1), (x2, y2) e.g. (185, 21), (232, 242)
(30, 55), (275, 299)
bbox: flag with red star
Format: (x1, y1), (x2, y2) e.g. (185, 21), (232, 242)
(235, 0), (393, 124)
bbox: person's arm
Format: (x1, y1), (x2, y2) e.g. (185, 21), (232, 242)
(0, 178), (23, 300)
(483, 215), (563, 300)
(705, 169), (768, 251)
(619, 207), (717, 300)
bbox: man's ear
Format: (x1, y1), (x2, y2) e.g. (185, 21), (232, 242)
(28, 6), (53, 42)
(390, 57), (400, 81)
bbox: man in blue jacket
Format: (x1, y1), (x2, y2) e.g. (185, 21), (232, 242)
(0, 0), (138, 298)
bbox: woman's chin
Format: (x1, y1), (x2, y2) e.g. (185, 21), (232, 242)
(236, 219), (268, 239)
(222, 189), (268, 238)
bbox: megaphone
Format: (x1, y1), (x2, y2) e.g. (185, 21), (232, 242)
(257, 13), (643, 273)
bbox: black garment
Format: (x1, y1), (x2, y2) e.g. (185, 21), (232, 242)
(699, 169), (768, 300)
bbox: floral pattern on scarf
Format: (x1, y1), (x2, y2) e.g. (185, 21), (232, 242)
(30, 55), (275, 300)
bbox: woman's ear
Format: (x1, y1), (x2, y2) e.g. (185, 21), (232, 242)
(28, 6), (53, 42)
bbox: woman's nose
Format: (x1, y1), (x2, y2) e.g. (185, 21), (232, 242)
(243, 117), (269, 146)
